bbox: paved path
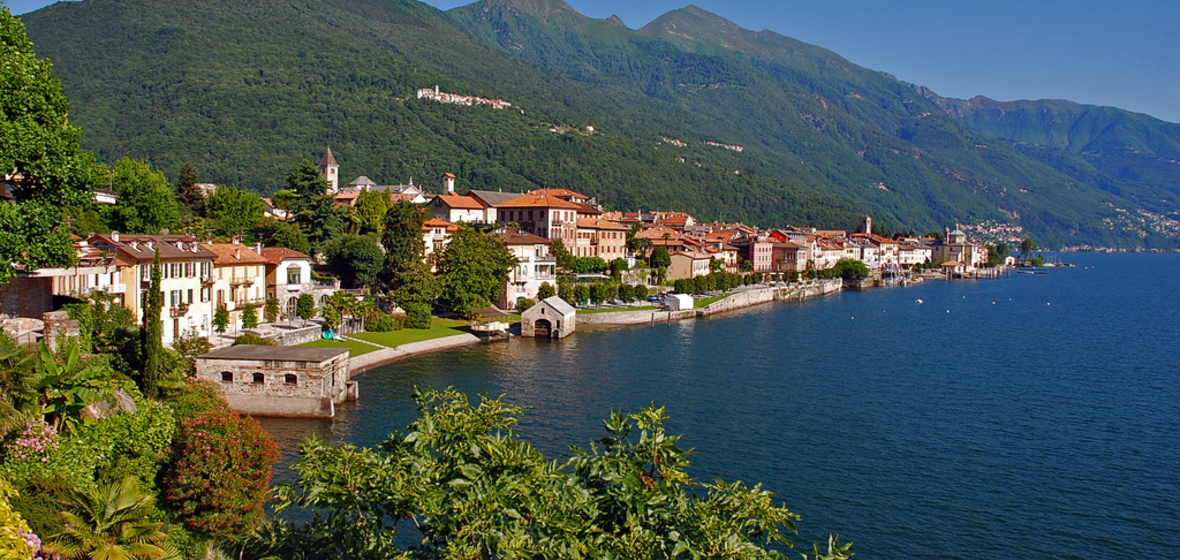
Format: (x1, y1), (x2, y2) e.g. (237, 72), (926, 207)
(347, 333), (481, 373)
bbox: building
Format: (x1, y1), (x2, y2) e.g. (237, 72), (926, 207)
(195, 345), (356, 418)
(422, 218), (458, 264)
(202, 240), (269, 332)
(495, 228), (556, 309)
(521, 296), (576, 339)
(494, 192), (581, 244)
(770, 242), (807, 274)
(431, 193), (487, 224)
(574, 217), (629, 261)
(260, 247), (336, 318)
(319, 147), (340, 193)
(668, 250), (713, 280)
(731, 237), (774, 272)
(931, 228), (988, 271)
(85, 233), (216, 343)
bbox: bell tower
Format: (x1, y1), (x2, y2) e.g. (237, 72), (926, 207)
(319, 147), (339, 193)
(861, 214), (872, 235)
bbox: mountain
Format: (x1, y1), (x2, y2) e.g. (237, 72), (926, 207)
(451, 1), (1180, 249)
(18, 0), (1180, 248)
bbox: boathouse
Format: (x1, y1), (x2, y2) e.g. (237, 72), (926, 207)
(195, 345), (357, 418)
(522, 296), (576, 339)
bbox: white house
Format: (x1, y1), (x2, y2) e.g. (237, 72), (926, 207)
(495, 228), (556, 309)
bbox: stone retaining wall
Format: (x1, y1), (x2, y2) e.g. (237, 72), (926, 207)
(578, 309), (695, 326)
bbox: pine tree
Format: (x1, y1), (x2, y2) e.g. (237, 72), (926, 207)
(141, 249), (164, 398)
(241, 303), (258, 330)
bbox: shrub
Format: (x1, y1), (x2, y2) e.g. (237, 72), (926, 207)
(515, 298), (535, 313)
(233, 332), (275, 346)
(536, 282), (555, 300)
(162, 398), (278, 541)
(0, 475), (36, 560)
(367, 314), (404, 333)
(403, 302), (432, 329)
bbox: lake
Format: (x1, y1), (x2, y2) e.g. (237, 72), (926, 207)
(260, 253), (1180, 559)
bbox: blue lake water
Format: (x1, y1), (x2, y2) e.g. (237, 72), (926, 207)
(260, 253), (1180, 559)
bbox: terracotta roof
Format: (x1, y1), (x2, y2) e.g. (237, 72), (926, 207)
(573, 202), (602, 216)
(633, 226), (682, 240)
(494, 192), (581, 210)
(433, 193), (485, 210)
(576, 217), (629, 230)
(671, 249), (712, 260)
(443, 172), (457, 179)
(201, 243), (269, 266)
(532, 188), (588, 200)
(320, 147), (337, 167)
(86, 234), (216, 262)
(496, 227), (551, 246)
(422, 218), (459, 231)
(259, 247), (311, 264)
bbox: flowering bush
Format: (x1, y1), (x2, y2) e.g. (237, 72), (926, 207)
(0, 475), (36, 559)
(3, 422), (57, 463)
(162, 384), (278, 541)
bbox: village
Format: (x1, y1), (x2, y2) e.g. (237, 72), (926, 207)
(1, 148), (1005, 419)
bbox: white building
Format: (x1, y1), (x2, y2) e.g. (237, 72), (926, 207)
(495, 228), (557, 309)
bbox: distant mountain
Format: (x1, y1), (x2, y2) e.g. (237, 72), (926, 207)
(449, 1), (1180, 248)
(19, 0), (1180, 248)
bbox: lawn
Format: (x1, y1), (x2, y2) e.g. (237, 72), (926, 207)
(577, 305), (656, 315)
(298, 338), (382, 356)
(350, 318), (471, 348)
(694, 294), (730, 308)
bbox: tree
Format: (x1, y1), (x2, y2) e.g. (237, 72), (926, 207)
(172, 329), (210, 376)
(240, 388), (852, 560)
(206, 184), (264, 237)
(108, 158), (181, 235)
(176, 162), (204, 217)
(390, 258), (441, 308)
(436, 226), (517, 316)
(352, 189), (389, 235)
(241, 303), (259, 330)
(650, 246), (672, 269)
(286, 159), (329, 198)
(381, 201), (427, 277)
(536, 282), (556, 300)
(1020, 237), (1038, 256)
(264, 296), (280, 324)
(0, 7), (98, 285)
(301, 197), (347, 255)
(257, 219), (310, 255)
(212, 305), (230, 335)
(141, 250), (165, 399)
(42, 477), (168, 560)
(296, 294), (316, 325)
(610, 257), (629, 280)
(549, 238), (575, 270)
(325, 234), (384, 289)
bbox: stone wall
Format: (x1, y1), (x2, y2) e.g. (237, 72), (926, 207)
(0, 276), (52, 319)
(269, 324), (325, 346)
(195, 348), (352, 418)
(578, 309), (696, 326)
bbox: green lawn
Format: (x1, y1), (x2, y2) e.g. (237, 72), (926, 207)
(694, 294), (730, 308)
(577, 305), (656, 315)
(298, 338), (381, 356)
(351, 318), (471, 348)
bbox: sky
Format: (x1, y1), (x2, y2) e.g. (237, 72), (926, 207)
(6, 0), (1178, 123)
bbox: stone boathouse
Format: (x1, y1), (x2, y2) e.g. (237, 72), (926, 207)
(195, 345), (357, 418)
(521, 296), (576, 339)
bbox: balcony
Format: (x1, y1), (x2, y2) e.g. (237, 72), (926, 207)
(169, 304), (189, 318)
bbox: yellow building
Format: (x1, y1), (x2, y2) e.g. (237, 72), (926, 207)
(202, 240), (270, 332)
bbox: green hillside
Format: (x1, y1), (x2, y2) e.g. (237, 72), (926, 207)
(18, 0), (1180, 248)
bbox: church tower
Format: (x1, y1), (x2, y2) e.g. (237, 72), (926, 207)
(319, 147), (339, 193)
(861, 214), (872, 235)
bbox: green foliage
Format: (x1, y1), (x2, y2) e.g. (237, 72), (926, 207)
(286, 160), (328, 198)
(365, 314), (404, 333)
(536, 282), (556, 300)
(436, 226), (517, 316)
(264, 296), (281, 324)
(241, 388), (848, 559)
(207, 184), (265, 237)
(141, 250), (164, 399)
(515, 297), (535, 312)
(381, 201), (427, 277)
(296, 294), (317, 323)
(241, 302), (259, 330)
(390, 258), (441, 308)
(610, 257), (629, 279)
(549, 238), (575, 270)
(402, 302), (433, 330)
(162, 385), (278, 541)
(25, 341), (112, 435)
(651, 246), (672, 269)
(0, 474), (36, 559)
(351, 189), (389, 235)
(61, 303), (93, 353)
(232, 333), (274, 346)
(172, 329), (210, 376)
(257, 219), (311, 255)
(212, 305), (230, 335)
(571, 256), (608, 274)
(42, 476), (169, 560)
(108, 158), (181, 235)
(176, 162), (204, 217)
(0, 5), (96, 285)
(324, 234), (384, 289)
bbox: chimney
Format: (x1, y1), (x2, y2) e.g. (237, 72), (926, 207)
(443, 173), (455, 193)
(435, 84), (440, 95)
(235, 248), (241, 260)
(255, 242), (262, 255)
(232, 235), (241, 245)
(111, 231), (120, 243)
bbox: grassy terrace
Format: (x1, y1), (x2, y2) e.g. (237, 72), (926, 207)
(694, 294), (730, 308)
(349, 318), (471, 348)
(576, 305), (656, 315)
(298, 338), (382, 356)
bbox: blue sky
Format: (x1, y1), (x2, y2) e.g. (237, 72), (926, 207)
(7, 0), (1178, 123)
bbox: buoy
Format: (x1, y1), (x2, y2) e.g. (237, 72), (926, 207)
(1047, 302), (1051, 306)
(916, 299), (924, 304)
(992, 301), (996, 305)
(946, 310), (950, 313)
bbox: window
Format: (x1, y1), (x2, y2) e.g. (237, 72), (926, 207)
(252, 372), (265, 384)
(217, 290), (224, 306)
(187, 289), (193, 304)
(201, 287), (210, 302)
(170, 290), (181, 306)
(284, 374), (298, 385)
(221, 372), (233, 383)
(287, 267), (301, 285)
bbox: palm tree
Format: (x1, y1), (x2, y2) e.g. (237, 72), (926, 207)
(0, 332), (37, 432)
(43, 477), (172, 560)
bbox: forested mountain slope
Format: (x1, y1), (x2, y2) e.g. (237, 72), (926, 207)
(20, 0), (1180, 247)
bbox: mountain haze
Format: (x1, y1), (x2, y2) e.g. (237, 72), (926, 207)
(19, 0), (1180, 248)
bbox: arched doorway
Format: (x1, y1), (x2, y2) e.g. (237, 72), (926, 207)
(534, 318), (552, 338)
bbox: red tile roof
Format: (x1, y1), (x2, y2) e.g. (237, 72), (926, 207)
(259, 247), (311, 264)
(202, 243), (269, 266)
(433, 193), (485, 210)
(494, 192), (581, 210)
